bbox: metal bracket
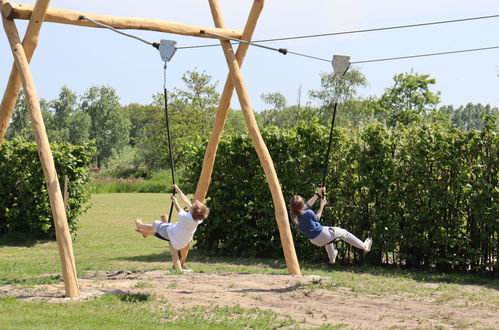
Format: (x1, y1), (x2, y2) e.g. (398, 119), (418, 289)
(159, 40), (177, 63)
(332, 55), (350, 76)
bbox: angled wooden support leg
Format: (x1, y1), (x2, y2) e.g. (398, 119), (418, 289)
(0, 0), (51, 143)
(208, 0), (301, 275)
(160, 215), (182, 270)
(2, 15), (80, 297)
(180, 0), (265, 268)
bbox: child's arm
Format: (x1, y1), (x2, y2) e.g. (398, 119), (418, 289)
(306, 187), (326, 206)
(316, 197), (327, 220)
(171, 195), (181, 212)
(173, 184), (192, 208)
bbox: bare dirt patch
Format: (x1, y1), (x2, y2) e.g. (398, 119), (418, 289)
(1, 270), (497, 329)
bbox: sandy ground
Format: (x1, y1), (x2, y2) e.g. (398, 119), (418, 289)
(1, 270), (498, 329)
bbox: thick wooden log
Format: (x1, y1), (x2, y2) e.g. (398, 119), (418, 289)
(181, 1), (265, 267)
(2, 2), (243, 39)
(0, 0), (49, 143)
(194, 0), (263, 202)
(2, 16), (80, 297)
(207, 0), (301, 275)
(160, 215), (182, 270)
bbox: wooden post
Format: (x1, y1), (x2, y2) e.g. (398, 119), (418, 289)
(194, 0), (263, 202)
(0, 0), (50, 143)
(2, 2), (243, 39)
(180, 0), (264, 268)
(207, 0), (301, 275)
(160, 215), (182, 270)
(2, 15), (79, 297)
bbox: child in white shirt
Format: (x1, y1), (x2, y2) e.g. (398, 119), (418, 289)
(135, 184), (209, 250)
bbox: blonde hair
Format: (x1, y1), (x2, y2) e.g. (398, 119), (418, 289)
(190, 200), (210, 220)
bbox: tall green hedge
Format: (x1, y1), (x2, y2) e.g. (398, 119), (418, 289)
(184, 119), (497, 272)
(0, 140), (94, 240)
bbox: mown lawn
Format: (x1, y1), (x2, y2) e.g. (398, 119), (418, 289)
(0, 193), (497, 329)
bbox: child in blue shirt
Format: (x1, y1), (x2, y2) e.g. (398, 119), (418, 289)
(289, 187), (372, 264)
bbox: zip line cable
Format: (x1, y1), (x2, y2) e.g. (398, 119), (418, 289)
(79, 16), (160, 49)
(177, 14), (499, 49)
(79, 15), (498, 66)
(199, 30), (288, 54)
(351, 46), (499, 64)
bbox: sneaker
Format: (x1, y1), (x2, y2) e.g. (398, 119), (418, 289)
(326, 244), (339, 264)
(330, 247), (338, 264)
(364, 238), (372, 252)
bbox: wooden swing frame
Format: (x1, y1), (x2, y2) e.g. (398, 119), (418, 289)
(0, 0), (301, 298)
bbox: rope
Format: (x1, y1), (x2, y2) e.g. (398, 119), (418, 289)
(321, 102), (338, 189)
(320, 65), (349, 198)
(163, 63), (176, 222)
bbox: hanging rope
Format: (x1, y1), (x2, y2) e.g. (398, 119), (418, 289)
(163, 63), (176, 222)
(321, 102), (338, 189)
(320, 57), (350, 198)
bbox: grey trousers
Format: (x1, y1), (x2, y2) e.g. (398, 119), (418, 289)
(311, 226), (366, 249)
(311, 227), (366, 263)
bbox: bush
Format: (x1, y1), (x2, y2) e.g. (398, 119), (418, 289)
(184, 119), (498, 272)
(0, 140), (94, 240)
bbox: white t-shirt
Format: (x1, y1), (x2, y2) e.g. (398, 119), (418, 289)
(167, 210), (203, 249)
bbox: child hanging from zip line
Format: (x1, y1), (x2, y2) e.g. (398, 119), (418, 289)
(134, 184), (209, 250)
(288, 187), (372, 264)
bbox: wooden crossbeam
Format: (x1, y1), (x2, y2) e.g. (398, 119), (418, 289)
(2, 2), (243, 39)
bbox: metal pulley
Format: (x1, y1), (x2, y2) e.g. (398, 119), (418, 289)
(158, 40), (177, 63)
(331, 55), (350, 76)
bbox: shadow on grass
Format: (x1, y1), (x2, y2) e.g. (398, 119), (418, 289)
(116, 249), (499, 290)
(116, 249), (289, 270)
(0, 234), (53, 248)
(306, 262), (499, 291)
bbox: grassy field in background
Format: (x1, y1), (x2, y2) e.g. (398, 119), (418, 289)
(0, 193), (497, 328)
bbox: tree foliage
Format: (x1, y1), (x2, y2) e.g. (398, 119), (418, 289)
(184, 120), (497, 272)
(134, 70), (219, 170)
(0, 140), (94, 240)
(80, 85), (131, 168)
(376, 71), (441, 126)
(438, 103), (499, 130)
(309, 67), (368, 125)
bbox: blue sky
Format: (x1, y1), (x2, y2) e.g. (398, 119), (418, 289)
(1, 0), (498, 111)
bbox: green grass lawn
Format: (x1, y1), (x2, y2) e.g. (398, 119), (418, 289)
(1, 193), (497, 329)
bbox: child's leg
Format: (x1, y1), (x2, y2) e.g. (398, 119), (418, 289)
(332, 227), (370, 251)
(324, 243), (338, 264)
(135, 219), (155, 238)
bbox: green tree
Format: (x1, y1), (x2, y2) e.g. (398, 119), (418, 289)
(67, 110), (91, 145)
(5, 90), (32, 141)
(309, 67), (368, 126)
(80, 85), (130, 168)
(47, 86), (77, 143)
(438, 103), (498, 130)
(225, 109), (247, 134)
(136, 70), (219, 170)
(261, 92), (287, 111)
(260, 105), (318, 129)
(377, 71), (441, 126)
(6, 90), (52, 141)
(123, 102), (157, 147)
